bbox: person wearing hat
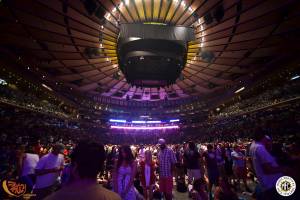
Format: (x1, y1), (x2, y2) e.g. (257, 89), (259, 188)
(34, 143), (65, 199)
(157, 138), (177, 200)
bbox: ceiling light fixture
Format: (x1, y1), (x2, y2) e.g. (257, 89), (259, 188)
(42, 84), (53, 91)
(234, 87), (245, 94)
(181, 1), (186, 7)
(290, 75), (300, 80)
(0, 78), (8, 86)
(105, 13), (111, 20)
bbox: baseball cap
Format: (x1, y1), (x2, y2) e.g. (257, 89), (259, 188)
(158, 138), (166, 145)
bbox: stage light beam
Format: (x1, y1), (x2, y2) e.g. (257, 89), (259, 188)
(109, 119), (127, 123)
(132, 121), (146, 124)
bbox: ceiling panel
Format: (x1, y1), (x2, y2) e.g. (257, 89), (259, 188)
(0, 0), (298, 102)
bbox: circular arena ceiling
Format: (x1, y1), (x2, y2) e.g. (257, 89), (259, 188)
(0, 0), (299, 102)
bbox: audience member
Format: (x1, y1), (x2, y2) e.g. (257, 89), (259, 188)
(157, 138), (177, 200)
(113, 145), (137, 200)
(140, 150), (156, 200)
(45, 140), (121, 200)
(184, 141), (202, 192)
(19, 144), (39, 192)
(34, 143), (65, 200)
(231, 144), (250, 192)
(214, 177), (238, 200)
(203, 144), (219, 199)
(250, 130), (284, 200)
(191, 178), (208, 200)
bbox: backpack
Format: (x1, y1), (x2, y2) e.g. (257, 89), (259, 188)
(176, 179), (187, 193)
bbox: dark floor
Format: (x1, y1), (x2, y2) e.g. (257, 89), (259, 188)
(172, 179), (255, 200)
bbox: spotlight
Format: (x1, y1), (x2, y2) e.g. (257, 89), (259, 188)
(291, 75), (300, 80)
(109, 119), (126, 123)
(234, 87), (245, 94)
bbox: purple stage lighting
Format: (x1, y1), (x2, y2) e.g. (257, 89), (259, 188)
(110, 125), (179, 130)
(132, 121), (146, 124)
(109, 119), (127, 123)
(146, 121), (162, 123)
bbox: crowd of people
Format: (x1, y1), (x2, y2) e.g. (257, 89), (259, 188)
(212, 79), (300, 119)
(1, 127), (299, 200)
(1, 72), (299, 200)
(1, 98), (299, 200)
(108, 130), (184, 145)
(0, 74), (75, 119)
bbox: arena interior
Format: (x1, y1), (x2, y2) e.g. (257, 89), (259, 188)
(0, 0), (300, 200)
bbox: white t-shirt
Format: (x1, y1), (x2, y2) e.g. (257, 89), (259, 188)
(35, 153), (64, 189)
(22, 153), (39, 176)
(249, 141), (282, 191)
